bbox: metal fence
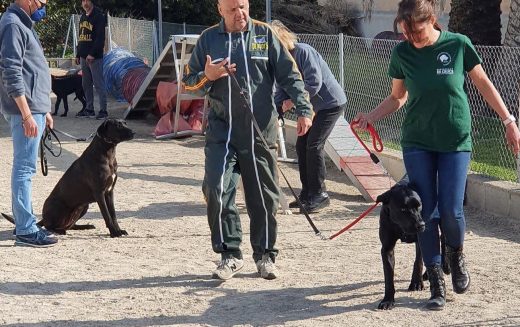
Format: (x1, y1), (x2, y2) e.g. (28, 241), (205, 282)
(298, 34), (520, 182)
(51, 14), (520, 182)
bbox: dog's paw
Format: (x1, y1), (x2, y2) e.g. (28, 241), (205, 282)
(408, 279), (424, 291)
(52, 112), (58, 116)
(281, 209), (292, 215)
(60, 113), (67, 117)
(378, 298), (395, 310)
(110, 229), (128, 237)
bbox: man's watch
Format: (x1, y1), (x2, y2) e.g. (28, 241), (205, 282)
(502, 114), (516, 126)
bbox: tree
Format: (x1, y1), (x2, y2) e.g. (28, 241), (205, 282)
(504, 0), (520, 46)
(448, 0), (502, 46)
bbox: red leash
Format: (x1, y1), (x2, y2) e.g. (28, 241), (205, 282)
(328, 120), (385, 240)
(329, 202), (379, 239)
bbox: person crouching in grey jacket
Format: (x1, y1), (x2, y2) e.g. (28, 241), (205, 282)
(272, 20), (347, 213)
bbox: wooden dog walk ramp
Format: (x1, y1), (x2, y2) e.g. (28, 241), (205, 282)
(324, 117), (395, 201)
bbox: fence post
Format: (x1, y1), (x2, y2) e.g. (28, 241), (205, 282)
(107, 13), (113, 51)
(339, 33), (345, 90)
(183, 22), (186, 34)
(62, 15), (72, 58)
(127, 18), (132, 51)
(72, 15), (77, 58)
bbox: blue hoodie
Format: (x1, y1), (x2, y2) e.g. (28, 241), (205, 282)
(275, 42), (346, 113)
(0, 4), (51, 115)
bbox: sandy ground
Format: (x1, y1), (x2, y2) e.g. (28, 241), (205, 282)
(0, 96), (519, 327)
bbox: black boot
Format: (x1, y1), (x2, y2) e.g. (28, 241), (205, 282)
(426, 265), (446, 311)
(446, 245), (470, 294)
(289, 193), (308, 209)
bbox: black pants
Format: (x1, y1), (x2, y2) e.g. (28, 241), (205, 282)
(296, 104), (345, 198)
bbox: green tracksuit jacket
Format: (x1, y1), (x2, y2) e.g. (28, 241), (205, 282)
(183, 18), (312, 262)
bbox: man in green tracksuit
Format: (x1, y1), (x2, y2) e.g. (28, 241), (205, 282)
(183, 0), (313, 280)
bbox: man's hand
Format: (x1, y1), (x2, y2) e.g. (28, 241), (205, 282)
(282, 99), (294, 112)
(297, 116), (312, 136)
(86, 54), (95, 64)
(45, 112), (54, 130)
(22, 115), (38, 138)
(204, 55), (236, 81)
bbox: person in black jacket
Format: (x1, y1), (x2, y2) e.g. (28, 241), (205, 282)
(75, 0), (107, 120)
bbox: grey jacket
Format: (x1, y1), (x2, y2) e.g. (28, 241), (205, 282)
(0, 4), (51, 115)
(275, 42), (346, 113)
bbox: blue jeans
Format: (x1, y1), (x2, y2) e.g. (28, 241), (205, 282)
(403, 147), (471, 267)
(6, 113), (46, 235)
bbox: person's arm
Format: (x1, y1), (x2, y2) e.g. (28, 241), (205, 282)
(468, 64), (520, 155)
(273, 85), (289, 110)
(89, 11), (106, 59)
(353, 78), (408, 129)
(182, 33), (236, 97)
(0, 24), (38, 137)
(299, 47), (322, 98)
(268, 30), (312, 135)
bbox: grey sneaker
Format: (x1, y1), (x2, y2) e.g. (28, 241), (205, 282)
(212, 257), (244, 280)
(256, 254), (279, 280)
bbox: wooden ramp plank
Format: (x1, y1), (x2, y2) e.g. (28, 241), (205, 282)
(324, 117), (395, 202)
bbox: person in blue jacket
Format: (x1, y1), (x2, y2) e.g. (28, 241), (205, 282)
(272, 20), (347, 213)
(0, 0), (57, 247)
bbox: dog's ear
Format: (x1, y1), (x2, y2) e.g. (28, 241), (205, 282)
(376, 189), (391, 204)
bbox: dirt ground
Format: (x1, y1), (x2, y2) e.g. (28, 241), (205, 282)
(0, 96), (519, 327)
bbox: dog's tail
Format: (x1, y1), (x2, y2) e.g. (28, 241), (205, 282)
(1, 213), (15, 225)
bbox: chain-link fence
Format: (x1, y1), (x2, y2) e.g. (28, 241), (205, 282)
(49, 15), (520, 182)
(36, 9), (73, 58)
(298, 34), (520, 182)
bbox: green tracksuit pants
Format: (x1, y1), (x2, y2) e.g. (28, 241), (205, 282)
(202, 114), (280, 263)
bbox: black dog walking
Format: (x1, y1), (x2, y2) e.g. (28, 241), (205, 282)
(51, 72), (86, 117)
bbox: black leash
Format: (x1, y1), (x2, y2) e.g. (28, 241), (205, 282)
(38, 127), (95, 175)
(39, 127), (62, 176)
(53, 128), (95, 142)
(224, 65), (325, 239)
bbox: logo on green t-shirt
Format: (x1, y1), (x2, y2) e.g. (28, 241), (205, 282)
(436, 52), (453, 75)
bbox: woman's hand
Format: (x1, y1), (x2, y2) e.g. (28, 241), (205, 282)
(505, 122), (520, 156)
(352, 112), (373, 130)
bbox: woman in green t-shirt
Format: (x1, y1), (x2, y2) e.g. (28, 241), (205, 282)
(354, 0), (520, 311)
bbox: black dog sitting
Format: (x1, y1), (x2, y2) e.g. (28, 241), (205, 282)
(51, 72), (86, 117)
(2, 119), (135, 237)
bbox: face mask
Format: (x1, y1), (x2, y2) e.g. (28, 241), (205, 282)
(31, 5), (46, 22)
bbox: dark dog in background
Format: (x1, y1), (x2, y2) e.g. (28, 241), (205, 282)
(376, 183), (450, 310)
(51, 72), (86, 117)
(2, 119), (135, 237)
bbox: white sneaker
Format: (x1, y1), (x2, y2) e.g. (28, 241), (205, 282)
(256, 254), (279, 280)
(212, 257), (244, 280)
